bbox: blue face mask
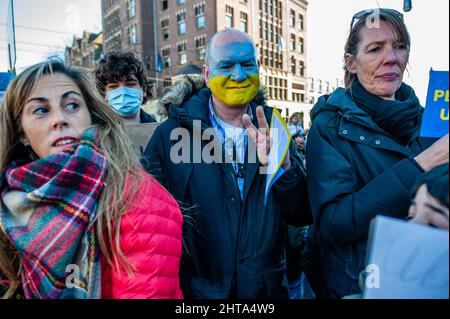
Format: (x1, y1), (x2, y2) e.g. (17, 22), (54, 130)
(106, 86), (143, 117)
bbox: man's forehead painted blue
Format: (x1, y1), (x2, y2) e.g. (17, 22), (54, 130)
(207, 40), (258, 67)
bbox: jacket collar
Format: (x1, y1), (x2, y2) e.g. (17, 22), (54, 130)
(325, 88), (385, 132)
(313, 88), (424, 156)
(140, 109), (156, 123)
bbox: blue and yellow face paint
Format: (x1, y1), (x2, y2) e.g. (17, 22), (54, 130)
(206, 41), (260, 107)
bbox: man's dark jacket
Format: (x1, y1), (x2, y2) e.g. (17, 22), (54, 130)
(144, 77), (311, 299)
(304, 88), (435, 299)
(140, 109), (157, 123)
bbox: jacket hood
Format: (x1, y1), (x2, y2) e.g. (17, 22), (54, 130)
(310, 88), (369, 122)
(157, 75), (269, 120)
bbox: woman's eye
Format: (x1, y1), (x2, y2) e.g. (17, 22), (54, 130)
(66, 102), (79, 111)
(396, 44), (407, 50)
(368, 47), (380, 53)
(33, 107), (48, 115)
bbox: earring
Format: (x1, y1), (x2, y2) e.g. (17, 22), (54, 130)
(21, 139), (38, 162)
(20, 138), (30, 147)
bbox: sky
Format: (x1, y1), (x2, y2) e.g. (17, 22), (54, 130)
(0, 0), (102, 72)
(1, 0), (449, 104)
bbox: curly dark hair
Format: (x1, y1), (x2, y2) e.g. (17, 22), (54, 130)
(95, 52), (149, 104)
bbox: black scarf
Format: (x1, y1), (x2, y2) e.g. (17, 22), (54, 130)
(350, 80), (423, 145)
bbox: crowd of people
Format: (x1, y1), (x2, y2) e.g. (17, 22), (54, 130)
(0, 8), (448, 299)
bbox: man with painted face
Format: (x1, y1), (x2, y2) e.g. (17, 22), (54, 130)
(144, 29), (311, 299)
(94, 52), (156, 124)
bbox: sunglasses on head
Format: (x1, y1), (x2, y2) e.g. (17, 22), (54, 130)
(350, 8), (404, 29)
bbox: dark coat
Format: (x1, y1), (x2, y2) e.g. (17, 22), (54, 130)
(305, 88), (435, 299)
(144, 78), (311, 299)
(140, 109), (157, 123)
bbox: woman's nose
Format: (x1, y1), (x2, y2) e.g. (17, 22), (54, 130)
(383, 46), (399, 64)
(51, 109), (69, 129)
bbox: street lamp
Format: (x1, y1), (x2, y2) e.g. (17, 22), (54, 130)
(403, 0), (412, 12)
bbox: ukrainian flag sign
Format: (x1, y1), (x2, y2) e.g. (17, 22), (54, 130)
(420, 69), (449, 138)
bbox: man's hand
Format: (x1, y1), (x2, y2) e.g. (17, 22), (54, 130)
(243, 106), (292, 170)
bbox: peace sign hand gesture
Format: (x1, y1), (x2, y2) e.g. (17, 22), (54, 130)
(243, 106), (292, 170)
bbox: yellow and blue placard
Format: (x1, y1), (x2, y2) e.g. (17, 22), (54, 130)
(420, 69), (449, 138)
(264, 108), (292, 205)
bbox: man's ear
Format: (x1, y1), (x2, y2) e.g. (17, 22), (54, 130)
(203, 65), (210, 88)
(142, 88), (147, 102)
(345, 53), (357, 74)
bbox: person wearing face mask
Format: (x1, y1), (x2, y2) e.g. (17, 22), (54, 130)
(94, 52), (156, 124)
(144, 29), (311, 299)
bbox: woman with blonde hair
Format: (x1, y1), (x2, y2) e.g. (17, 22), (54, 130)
(0, 61), (183, 299)
(304, 9), (448, 299)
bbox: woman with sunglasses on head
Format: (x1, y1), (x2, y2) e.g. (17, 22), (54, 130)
(304, 9), (449, 299)
(0, 61), (183, 299)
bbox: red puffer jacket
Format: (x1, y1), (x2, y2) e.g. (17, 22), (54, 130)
(101, 171), (184, 299)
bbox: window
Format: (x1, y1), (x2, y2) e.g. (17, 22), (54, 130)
(259, 19), (263, 38)
(195, 4), (205, 29)
(299, 14), (304, 30)
(309, 77), (315, 91)
(299, 37), (304, 53)
(178, 42), (187, 65)
(162, 47), (171, 68)
(177, 11), (186, 35)
(269, 23), (273, 43)
(291, 57), (296, 74)
(225, 6), (234, 28)
(128, 24), (137, 45)
(161, 18), (170, 40)
(196, 36), (206, 60)
(163, 76), (172, 87)
(177, 0), (185, 5)
(299, 60), (305, 76)
(290, 10), (296, 27)
(161, 0), (168, 11)
(127, 0), (136, 18)
(264, 21), (268, 40)
(162, 47), (172, 68)
(240, 12), (248, 33)
(290, 34), (296, 51)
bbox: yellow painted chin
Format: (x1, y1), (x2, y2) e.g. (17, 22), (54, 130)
(209, 74), (260, 107)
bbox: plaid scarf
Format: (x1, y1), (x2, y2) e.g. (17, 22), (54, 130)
(0, 128), (106, 299)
